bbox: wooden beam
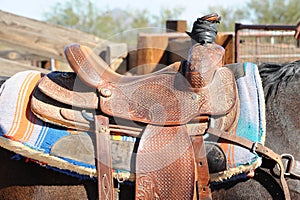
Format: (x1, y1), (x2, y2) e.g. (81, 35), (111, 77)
(216, 32), (234, 64)
(168, 38), (191, 64)
(0, 57), (50, 77)
(0, 10), (112, 61)
(166, 20), (187, 33)
(136, 33), (169, 74)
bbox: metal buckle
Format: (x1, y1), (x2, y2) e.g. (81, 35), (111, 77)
(281, 153), (295, 176)
(82, 110), (94, 121)
(272, 153), (295, 177)
(251, 142), (258, 155)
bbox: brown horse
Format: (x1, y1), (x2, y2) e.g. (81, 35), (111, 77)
(0, 60), (299, 200)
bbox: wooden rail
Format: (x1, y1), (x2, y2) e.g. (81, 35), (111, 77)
(0, 58), (50, 77)
(0, 10), (112, 61)
(0, 10), (129, 74)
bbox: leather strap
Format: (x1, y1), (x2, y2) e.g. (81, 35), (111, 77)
(207, 127), (291, 200)
(192, 135), (212, 200)
(95, 115), (114, 200)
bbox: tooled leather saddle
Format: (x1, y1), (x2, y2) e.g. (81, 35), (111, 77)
(31, 44), (238, 200)
(29, 14), (291, 200)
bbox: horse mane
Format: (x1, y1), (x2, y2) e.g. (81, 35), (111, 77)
(258, 60), (300, 102)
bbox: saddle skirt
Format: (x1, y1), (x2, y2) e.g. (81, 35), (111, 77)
(0, 62), (265, 183)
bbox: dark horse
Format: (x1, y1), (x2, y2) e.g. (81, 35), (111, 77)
(0, 60), (299, 200)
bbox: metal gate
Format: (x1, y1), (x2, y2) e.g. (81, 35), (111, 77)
(235, 23), (300, 64)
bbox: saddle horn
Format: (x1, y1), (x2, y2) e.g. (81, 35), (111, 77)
(184, 13), (225, 89)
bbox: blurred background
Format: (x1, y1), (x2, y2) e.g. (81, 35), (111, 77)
(2, 0), (299, 38)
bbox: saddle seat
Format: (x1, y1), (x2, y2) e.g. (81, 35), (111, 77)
(64, 44), (182, 87)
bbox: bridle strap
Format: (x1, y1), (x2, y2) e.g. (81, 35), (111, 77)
(206, 128), (291, 200)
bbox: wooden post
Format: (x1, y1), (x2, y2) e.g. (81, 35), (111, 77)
(166, 20), (187, 33)
(106, 43), (128, 74)
(216, 32), (234, 64)
(136, 33), (169, 75)
(167, 38), (191, 64)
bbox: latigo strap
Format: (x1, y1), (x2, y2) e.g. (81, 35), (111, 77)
(192, 135), (212, 199)
(207, 127), (291, 200)
(95, 115), (114, 200)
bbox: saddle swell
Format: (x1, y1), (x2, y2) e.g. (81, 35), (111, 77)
(185, 43), (225, 89)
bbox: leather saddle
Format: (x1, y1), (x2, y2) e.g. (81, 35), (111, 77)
(32, 44), (238, 127)
(30, 42), (239, 199)
(29, 13), (293, 200)
(30, 40), (292, 199)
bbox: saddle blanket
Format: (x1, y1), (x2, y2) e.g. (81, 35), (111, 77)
(0, 62), (265, 182)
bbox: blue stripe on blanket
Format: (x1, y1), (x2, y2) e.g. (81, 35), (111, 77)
(232, 62), (266, 167)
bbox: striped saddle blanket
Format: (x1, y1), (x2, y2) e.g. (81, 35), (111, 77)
(0, 62), (265, 183)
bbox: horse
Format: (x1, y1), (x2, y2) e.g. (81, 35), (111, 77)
(0, 59), (298, 200)
(211, 60), (300, 200)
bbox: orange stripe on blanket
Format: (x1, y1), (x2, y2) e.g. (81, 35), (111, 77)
(6, 73), (35, 137)
(17, 73), (41, 142)
(230, 129), (236, 168)
(21, 103), (37, 142)
(6, 72), (42, 142)
(219, 129), (237, 168)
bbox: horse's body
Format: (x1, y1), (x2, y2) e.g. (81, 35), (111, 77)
(212, 61), (300, 199)
(0, 60), (298, 200)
